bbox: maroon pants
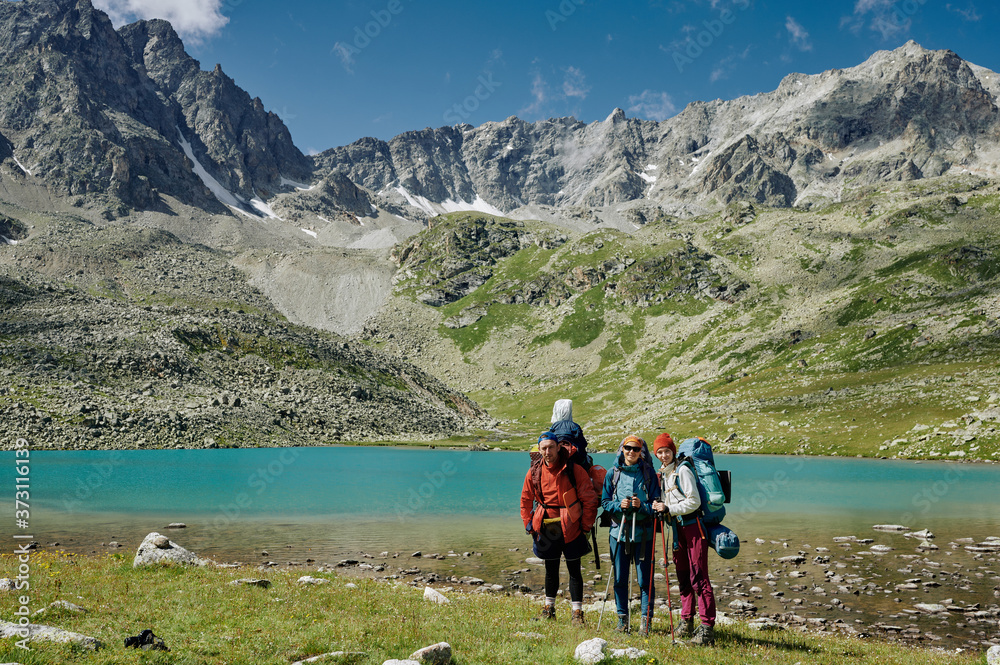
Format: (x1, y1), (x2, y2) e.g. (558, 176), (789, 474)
(672, 521), (716, 627)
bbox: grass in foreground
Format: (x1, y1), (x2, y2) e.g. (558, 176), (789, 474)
(0, 552), (989, 664)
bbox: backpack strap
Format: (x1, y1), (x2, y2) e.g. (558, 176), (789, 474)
(531, 458), (578, 513)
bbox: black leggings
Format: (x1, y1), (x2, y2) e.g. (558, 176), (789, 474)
(544, 557), (584, 602)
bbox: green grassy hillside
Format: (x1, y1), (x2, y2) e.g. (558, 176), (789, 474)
(367, 177), (1000, 460)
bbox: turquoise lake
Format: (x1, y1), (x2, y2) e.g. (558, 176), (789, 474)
(3, 447), (997, 565)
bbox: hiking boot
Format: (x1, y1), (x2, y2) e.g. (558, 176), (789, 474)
(571, 609), (585, 626)
(677, 617), (695, 639)
(541, 604), (555, 620)
(690, 623), (715, 646)
(615, 615), (630, 633)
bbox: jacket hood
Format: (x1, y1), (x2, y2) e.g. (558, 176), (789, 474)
(552, 399), (573, 423)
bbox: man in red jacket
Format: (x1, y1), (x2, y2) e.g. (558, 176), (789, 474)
(520, 435), (599, 626)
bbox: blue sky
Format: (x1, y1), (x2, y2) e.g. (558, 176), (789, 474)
(93, 0), (997, 155)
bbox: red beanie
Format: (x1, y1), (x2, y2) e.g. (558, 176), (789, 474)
(653, 433), (675, 455)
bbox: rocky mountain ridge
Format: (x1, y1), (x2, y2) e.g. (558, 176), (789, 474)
(313, 42), (1000, 229)
(0, 0), (310, 217)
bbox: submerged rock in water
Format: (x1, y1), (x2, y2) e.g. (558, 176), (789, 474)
(872, 525), (908, 532)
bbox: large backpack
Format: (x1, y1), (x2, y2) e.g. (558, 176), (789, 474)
(529, 439), (605, 529)
(676, 437), (728, 526)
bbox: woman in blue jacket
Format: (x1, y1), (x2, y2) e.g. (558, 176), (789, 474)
(601, 434), (661, 634)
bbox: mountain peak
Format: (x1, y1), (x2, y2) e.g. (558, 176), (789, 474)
(606, 107), (627, 123)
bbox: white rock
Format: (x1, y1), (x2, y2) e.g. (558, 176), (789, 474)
(32, 600), (86, 616)
(609, 647), (648, 660)
(231, 579), (271, 588)
(525, 557), (545, 565)
(292, 652), (366, 665)
(382, 660), (420, 665)
(869, 545), (893, 553)
(872, 525), (908, 532)
(914, 603), (948, 613)
(0, 621), (103, 650)
(297, 576), (329, 585)
(408, 642), (451, 665)
(755, 538), (766, 544)
(423, 586), (449, 604)
(903, 529), (934, 539)
(345, 583), (357, 589)
(0, 579), (15, 591)
(574, 638), (607, 664)
(133, 532), (208, 567)
(748, 618), (784, 631)
(514, 631), (545, 639)
(986, 645), (1000, 665)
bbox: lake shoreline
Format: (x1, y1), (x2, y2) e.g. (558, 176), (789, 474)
(32, 523), (1000, 655)
(5, 549), (993, 665)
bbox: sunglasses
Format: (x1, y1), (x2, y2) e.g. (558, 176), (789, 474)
(623, 445), (642, 452)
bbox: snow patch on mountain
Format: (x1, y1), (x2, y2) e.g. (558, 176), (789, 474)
(11, 155), (31, 176)
(177, 129), (248, 212)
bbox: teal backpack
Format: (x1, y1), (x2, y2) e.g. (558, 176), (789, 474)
(676, 437), (728, 526)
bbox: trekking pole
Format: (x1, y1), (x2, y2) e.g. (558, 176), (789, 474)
(592, 527), (600, 570)
(661, 519), (675, 643)
(600, 512), (627, 631)
(597, 538), (615, 631)
(645, 519), (656, 636)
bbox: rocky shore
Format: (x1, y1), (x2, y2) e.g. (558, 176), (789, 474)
(33, 524), (999, 653)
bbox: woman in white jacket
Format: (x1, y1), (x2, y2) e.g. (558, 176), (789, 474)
(651, 433), (716, 646)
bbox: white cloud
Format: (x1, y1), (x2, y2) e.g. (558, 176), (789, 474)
(848, 0), (913, 40)
(626, 90), (676, 122)
(946, 2), (982, 21)
(93, 0), (228, 43)
(332, 42), (356, 74)
(709, 45), (753, 83)
(785, 16), (812, 51)
(520, 72), (550, 118)
(562, 66), (590, 99)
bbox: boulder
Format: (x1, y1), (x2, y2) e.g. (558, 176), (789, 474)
(231, 579), (271, 589)
(872, 525), (908, 532)
(728, 600), (758, 613)
(986, 645), (1000, 665)
(609, 647), (648, 660)
(292, 653), (367, 664)
(423, 587), (449, 604)
(0, 579), (15, 591)
(903, 529), (933, 539)
(777, 555), (805, 564)
(0, 620), (103, 650)
(133, 532), (208, 567)
(297, 576), (329, 585)
(408, 642), (451, 665)
(32, 600), (86, 616)
(748, 618), (784, 631)
(574, 638), (607, 664)
(914, 603), (948, 613)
